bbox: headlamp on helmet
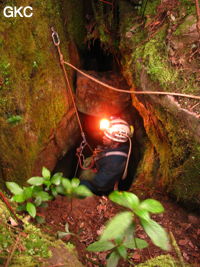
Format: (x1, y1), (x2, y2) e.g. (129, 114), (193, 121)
(100, 117), (133, 143)
(100, 118), (110, 130)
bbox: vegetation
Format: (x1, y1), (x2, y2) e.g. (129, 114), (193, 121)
(0, 199), (83, 267)
(87, 191), (169, 267)
(6, 167), (93, 220)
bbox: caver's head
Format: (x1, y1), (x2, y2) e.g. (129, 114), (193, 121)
(100, 117), (133, 145)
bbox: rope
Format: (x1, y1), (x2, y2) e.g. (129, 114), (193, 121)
(51, 27), (93, 153)
(63, 61), (200, 101)
(121, 136), (132, 180)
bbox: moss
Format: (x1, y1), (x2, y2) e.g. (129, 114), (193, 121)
(143, 0), (161, 16)
(62, 0), (86, 51)
(178, 0), (196, 15)
(0, 199), (83, 267)
(132, 34), (178, 88)
(150, 103), (200, 203)
(0, 0), (71, 183)
(136, 254), (190, 267)
(173, 14), (196, 36)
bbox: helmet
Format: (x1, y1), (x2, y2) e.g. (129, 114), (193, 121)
(100, 117), (132, 143)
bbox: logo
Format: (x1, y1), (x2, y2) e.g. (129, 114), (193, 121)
(3, 6), (33, 18)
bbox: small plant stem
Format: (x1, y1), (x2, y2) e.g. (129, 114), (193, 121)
(169, 231), (185, 267)
(5, 232), (22, 267)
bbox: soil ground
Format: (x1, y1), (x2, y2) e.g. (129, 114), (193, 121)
(38, 185), (200, 267)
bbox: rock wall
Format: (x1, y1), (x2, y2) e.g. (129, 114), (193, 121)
(118, 0), (200, 207)
(0, 0), (81, 184)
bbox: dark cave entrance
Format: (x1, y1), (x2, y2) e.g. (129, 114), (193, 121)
(82, 39), (119, 72)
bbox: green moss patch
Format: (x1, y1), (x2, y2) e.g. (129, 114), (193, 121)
(136, 254), (190, 267)
(0, 199), (83, 267)
(0, 0), (71, 182)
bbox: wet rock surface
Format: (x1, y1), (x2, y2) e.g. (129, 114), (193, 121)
(76, 71), (131, 116)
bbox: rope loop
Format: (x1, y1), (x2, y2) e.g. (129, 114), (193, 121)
(76, 141), (95, 170)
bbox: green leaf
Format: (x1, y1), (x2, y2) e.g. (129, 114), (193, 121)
(75, 185), (93, 197)
(36, 191), (52, 201)
(124, 238), (148, 249)
(141, 218), (169, 250)
(32, 186), (42, 194)
(34, 196), (42, 207)
(124, 223), (135, 242)
(43, 180), (51, 190)
(51, 187), (58, 197)
(140, 199), (164, 213)
(23, 187), (33, 200)
(134, 209), (150, 220)
(13, 194), (25, 203)
(100, 211), (133, 241)
(106, 251), (120, 267)
(51, 173), (62, 185)
(87, 241), (116, 252)
(6, 182), (23, 195)
(109, 191), (140, 211)
(17, 204), (26, 212)
(27, 177), (44, 186)
(56, 185), (65, 195)
(42, 167), (51, 179)
(62, 178), (72, 194)
(117, 245), (127, 259)
(71, 178), (80, 188)
(7, 115), (22, 125)
(26, 202), (36, 218)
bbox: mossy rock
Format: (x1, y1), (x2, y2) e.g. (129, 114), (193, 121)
(0, 199), (83, 267)
(136, 254), (190, 267)
(0, 0), (80, 184)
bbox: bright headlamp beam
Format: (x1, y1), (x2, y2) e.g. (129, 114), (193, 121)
(100, 119), (110, 130)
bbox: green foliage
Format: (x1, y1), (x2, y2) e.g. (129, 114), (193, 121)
(6, 167), (93, 219)
(61, 177), (93, 199)
(6, 181), (52, 218)
(109, 191), (169, 250)
(27, 167), (63, 197)
(100, 211), (133, 241)
(87, 191), (169, 267)
(7, 115), (23, 125)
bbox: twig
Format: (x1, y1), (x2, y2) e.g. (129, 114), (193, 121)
(4, 232), (22, 267)
(191, 101), (200, 111)
(0, 191), (23, 227)
(169, 231), (185, 267)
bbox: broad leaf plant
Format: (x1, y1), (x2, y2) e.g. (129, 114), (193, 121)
(87, 191), (169, 267)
